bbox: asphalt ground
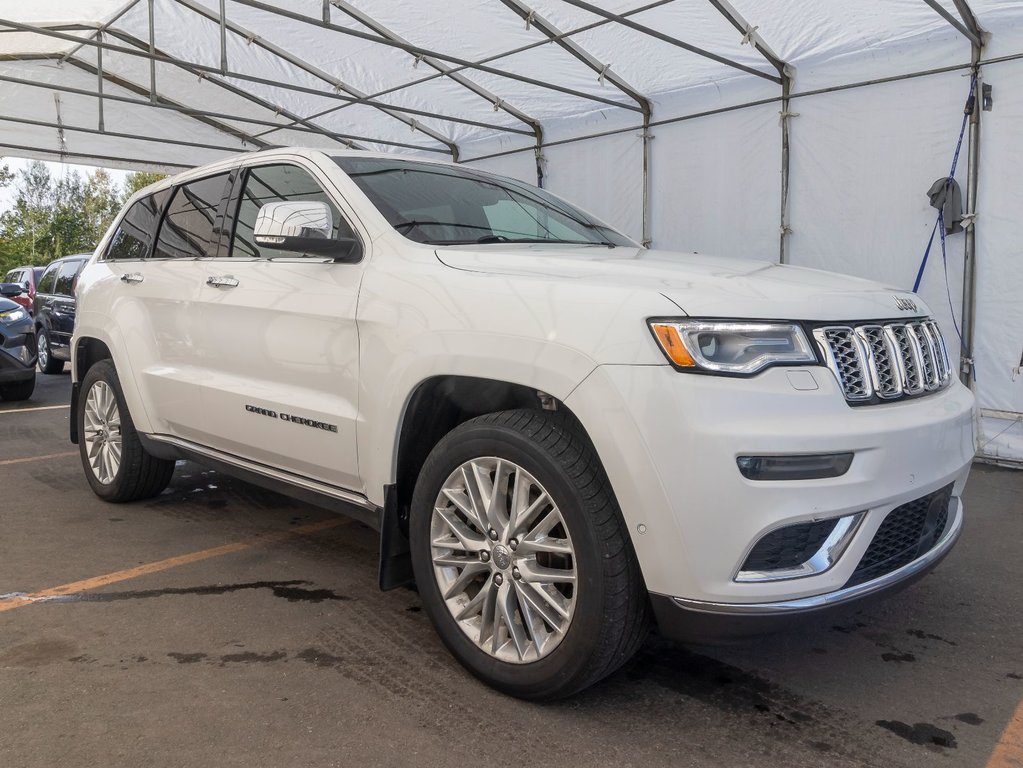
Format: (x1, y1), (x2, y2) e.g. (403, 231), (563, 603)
(1, 371), (1021, 768)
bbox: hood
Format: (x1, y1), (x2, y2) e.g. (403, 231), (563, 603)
(435, 246), (926, 322)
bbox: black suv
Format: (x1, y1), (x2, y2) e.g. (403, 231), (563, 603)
(34, 254), (89, 374)
(0, 291), (36, 401)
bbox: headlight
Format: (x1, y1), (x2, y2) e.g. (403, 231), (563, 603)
(0, 308), (28, 325)
(649, 319), (816, 375)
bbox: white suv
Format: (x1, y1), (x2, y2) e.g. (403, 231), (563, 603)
(71, 148), (976, 699)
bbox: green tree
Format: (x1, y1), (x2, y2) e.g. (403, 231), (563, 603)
(122, 171), (166, 201)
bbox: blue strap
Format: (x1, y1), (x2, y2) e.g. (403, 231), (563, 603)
(911, 74), (976, 292)
(912, 217), (940, 292)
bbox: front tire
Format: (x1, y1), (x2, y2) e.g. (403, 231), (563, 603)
(77, 360), (175, 502)
(0, 377), (35, 401)
(409, 409), (650, 700)
(36, 328), (62, 374)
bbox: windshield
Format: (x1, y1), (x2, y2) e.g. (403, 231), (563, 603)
(332, 156), (633, 247)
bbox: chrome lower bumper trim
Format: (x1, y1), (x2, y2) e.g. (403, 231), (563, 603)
(673, 497), (963, 616)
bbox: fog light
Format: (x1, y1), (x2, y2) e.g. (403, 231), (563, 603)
(736, 453), (853, 481)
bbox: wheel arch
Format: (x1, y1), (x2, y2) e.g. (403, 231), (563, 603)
(379, 374), (596, 591)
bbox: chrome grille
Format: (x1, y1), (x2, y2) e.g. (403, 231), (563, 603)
(814, 320), (952, 404)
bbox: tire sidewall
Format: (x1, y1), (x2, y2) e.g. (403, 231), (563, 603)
(410, 419), (609, 699)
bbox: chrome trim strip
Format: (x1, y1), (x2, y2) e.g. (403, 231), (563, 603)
(674, 498), (963, 615)
(734, 511), (865, 583)
(146, 433), (377, 512)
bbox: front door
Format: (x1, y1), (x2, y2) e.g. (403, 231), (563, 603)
(191, 161), (365, 492)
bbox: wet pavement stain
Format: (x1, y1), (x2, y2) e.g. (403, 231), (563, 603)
(881, 652), (916, 663)
(876, 720), (957, 749)
(219, 650), (287, 664)
(906, 628), (958, 646)
(0, 639), (78, 668)
(167, 652), (207, 664)
(1007, 672), (1022, 680)
(953, 713), (983, 725)
(42, 580), (350, 604)
(832, 622), (867, 634)
(294, 648), (347, 668)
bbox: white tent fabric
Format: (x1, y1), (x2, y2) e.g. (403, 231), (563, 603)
(1, 0), (1021, 462)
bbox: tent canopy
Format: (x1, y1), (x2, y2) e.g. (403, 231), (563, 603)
(0, 0), (1016, 170)
(2, 0), (1022, 464)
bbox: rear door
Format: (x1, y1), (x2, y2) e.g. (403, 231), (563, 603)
(34, 262), (60, 335)
(192, 160), (365, 491)
(48, 259), (85, 353)
(99, 175), (232, 441)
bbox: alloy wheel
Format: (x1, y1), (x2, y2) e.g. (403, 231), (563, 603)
(430, 457), (577, 664)
(82, 380), (122, 484)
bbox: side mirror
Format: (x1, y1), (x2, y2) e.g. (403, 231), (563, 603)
(253, 201), (361, 261)
(0, 282), (24, 298)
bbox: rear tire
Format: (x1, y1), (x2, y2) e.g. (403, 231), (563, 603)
(0, 377), (35, 401)
(409, 409), (650, 700)
(36, 328), (63, 374)
(77, 360), (175, 502)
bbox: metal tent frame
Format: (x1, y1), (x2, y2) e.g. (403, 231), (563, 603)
(0, 0), (995, 390)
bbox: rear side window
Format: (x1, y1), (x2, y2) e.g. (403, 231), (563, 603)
(229, 164), (352, 259)
(38, 263), (59, 294)
(106, 189), (171, 261)
(53, 261), (82, 297)
(5, 269), (22, 283)
(154, 174), (230, 259)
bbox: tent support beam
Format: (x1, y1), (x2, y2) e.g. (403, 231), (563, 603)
(147, 0), (156, 103)
(102, 30), (364, 151)
(0, 114), (256, 155)
(1, 19), (532, 138)
(251, 0), (670, 159)
(921, 0), (982, 46)
(328, 0), (545, 180)
(0, 141), (195, 170)
(171, 0), (459, 160)
(704, 0), (792, 262)
(0, 66), (448, 153)
(956, 0), (984, 388)
(497, 0), (653, 239)
(222, 0), (642, 112)
(558, 0), (781, 83)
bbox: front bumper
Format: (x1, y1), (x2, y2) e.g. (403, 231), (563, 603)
(650, 495), (963, 642)
(565, 362), (975, 611)
(0, 325), (36, 382)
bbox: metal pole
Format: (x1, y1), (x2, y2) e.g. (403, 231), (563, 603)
(642, 116), (652, 247)
(779, 72), (791, 263)
(219, 0), (228, 74)
(960, 49), (982, 387)
(96, 31), (105, 131)
(147, 0), (156, 102)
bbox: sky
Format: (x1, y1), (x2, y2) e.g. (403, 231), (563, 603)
(0, 157), (130, 212)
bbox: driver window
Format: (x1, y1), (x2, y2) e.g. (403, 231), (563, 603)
(230, 164), (353, 259)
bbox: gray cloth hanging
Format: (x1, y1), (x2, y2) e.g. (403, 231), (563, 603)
(927, 176), (964, 234)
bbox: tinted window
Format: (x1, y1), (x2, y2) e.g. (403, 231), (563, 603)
(229, 164), (352, 259)
(106, 190), (171, 260)
(33, 268), (45, 285)
(154, 174), (230, 259)
(39, 263), (59, 294)
(332, 156), (632, 247)
(5, 269), (22, 283)
(53, 260), (83, 297)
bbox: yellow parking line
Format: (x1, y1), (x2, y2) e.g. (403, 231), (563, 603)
(0, 518), (347, 613)
(0, 451), (78, 467)
(988, 698), (1023, 768)
(0, 405), (69, 415)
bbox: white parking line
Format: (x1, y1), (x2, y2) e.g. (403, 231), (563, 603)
(0, 405), (69, 415)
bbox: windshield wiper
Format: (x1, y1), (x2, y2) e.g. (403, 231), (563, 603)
(475, 236), (616, 247)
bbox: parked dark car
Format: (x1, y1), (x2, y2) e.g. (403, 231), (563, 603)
(3, 265), (46, 315)
(0, 290), (37, 401)
(34, 254), (90, 374)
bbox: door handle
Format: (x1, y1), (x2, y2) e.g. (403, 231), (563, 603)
(206, 275), (240, 288)
(120, 272), (144, 284)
